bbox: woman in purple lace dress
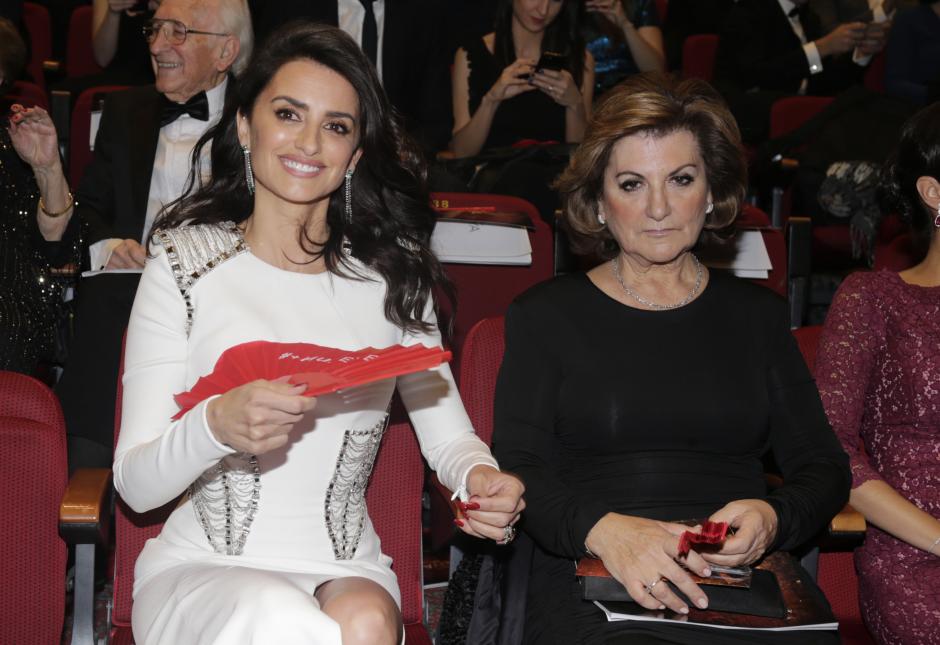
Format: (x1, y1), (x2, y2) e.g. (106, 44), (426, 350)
(815, 102), (940, 645)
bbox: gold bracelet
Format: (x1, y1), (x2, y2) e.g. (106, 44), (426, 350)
(38, 192), (75, 218)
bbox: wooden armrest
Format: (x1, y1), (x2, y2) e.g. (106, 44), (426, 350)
(777, 157), (799, 171)
(829, 502), (866, 536)
(42, 60), (62, 73)
(59, 467), (112, 545)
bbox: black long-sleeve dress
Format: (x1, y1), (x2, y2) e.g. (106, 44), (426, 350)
(493, 271), (850, 644)
(0, 126), (82, 375)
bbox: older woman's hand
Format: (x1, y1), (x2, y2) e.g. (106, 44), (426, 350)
(7, 105), (61, 174)
(585, 513), (711, 614)
(701, 499), (778, 567)
(206, 379), (317, 454)
(455, 465), (525, 544)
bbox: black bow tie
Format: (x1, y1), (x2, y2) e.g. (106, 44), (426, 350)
(160, 91), (209, 127)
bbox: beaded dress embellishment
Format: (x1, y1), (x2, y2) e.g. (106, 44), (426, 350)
(153, 220), (248, 336)
(326, 413), (390, 559)
(155, 221), (258, 555)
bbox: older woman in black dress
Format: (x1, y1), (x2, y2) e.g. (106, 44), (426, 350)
(493, 73), (850, 644)
(1, 21), (82, 376)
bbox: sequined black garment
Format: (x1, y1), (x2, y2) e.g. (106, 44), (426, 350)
(0, 127), (83, 375)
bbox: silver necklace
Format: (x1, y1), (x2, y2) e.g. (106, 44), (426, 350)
(611, 255), (703, 310)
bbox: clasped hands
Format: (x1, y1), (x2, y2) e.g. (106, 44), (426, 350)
(584, 499), (778, 615)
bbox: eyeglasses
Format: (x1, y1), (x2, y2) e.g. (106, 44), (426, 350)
(142, 18), (229, 45)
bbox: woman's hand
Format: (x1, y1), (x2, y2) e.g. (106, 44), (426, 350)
(585, 0), (629, 28)
(585, 513), (711, 614)
(7, 105), (61, 174)
(484, 58), (537, 104)
(530, 68), (582, 109)
(206, 379), (317, 455)
(701, 499), (778, 567)
(455, 465), (526, 543)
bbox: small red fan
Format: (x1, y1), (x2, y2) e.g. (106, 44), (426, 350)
(173, 340), (451, 420)
(677, 520), (729, 557)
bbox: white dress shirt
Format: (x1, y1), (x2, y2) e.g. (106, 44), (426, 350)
(337, 0), (386, 81)
(88, 77), (228, 270)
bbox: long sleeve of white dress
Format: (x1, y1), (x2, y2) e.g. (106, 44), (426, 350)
(114, 242), (497, 514)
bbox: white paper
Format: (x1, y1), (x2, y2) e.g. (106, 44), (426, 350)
(89, 110), (102, 151)
(431, 220), (532, 266)
(700, 230), (772, 279)
(595, 602), (838, 632)
(81, 268), (144, 278)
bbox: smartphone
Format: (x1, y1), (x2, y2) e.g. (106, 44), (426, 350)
(535, 51), (567, 72)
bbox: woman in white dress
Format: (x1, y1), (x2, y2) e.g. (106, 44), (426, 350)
(113, 23), (526, 645)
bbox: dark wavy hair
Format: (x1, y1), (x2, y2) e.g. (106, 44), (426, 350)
(493, 0), (586, 86)
(555, 73), (746, 260)
(154, 22), (452, 334)
(881, 101), (940, 248)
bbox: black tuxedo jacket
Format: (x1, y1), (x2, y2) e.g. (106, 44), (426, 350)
(714, 0), (863, 97)
(74, 85), (164, 254)
(249, 0), (452, 151)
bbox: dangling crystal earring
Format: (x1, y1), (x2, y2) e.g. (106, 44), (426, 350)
(934, 204), (940, 228)
(242, 145), (255, 195)
(597, 208), (606, 225)
(344, 169), (354, 223)
(705, 201), (714, 214)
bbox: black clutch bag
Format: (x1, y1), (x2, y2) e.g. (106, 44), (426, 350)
(576, 558), (787, 618)
(578, 566), (786, 619)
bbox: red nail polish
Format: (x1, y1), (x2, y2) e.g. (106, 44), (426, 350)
(453, 519), (464, 528)
(465, 502), (480, 511)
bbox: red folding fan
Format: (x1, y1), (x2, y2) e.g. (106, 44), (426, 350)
(172, 340), (451, 419)
(677, 520), (730, 557)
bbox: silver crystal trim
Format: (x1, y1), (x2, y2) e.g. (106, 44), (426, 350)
(190, 452), (261, 555)
(153, 220), (248, 336)
(325, 414), (390, 560)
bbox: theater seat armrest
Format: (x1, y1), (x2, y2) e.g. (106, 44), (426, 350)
(59, 467), (112, 545)
(42, 59), (62, 73)
(829, 502), (866, 536)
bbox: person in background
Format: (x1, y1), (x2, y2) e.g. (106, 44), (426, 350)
(815, 101), (940, 645)
(583, 0), (665, 98)
(494, 73), (849, 644)
(883, 0), (940, 105)
(451, 0), (593, 158)
(714, 0), (883, 143)
(116, 22), (524, 644)
(91, 0), (160, 85)
(1, 18), (82, 376)
(56, 0), (251, 472)
(249, 0), (452, 154)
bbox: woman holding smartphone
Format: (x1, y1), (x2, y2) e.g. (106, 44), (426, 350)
(583, 0), (666, 97)
(92, 0), (161, 84)
(450, 0), (595, 158)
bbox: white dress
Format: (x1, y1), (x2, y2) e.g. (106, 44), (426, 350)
(113, 222), (498, 645)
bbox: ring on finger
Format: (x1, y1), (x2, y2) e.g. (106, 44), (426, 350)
(644, 578), (664, 595)
(497, 524), (516, 545)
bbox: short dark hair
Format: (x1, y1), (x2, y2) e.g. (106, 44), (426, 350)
(554, 73), (747, 259)
(882, 101), (940, 247)
(0, 18), (27, 95)
(156, 22), (452, 333)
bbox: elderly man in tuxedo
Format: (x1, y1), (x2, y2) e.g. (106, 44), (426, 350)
(58, 0), (252, 471)
(714, 0), (886, 142)
(249, 0), (451, 153)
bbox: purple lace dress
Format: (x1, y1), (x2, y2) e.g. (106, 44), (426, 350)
(816, 270), (940, 644)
